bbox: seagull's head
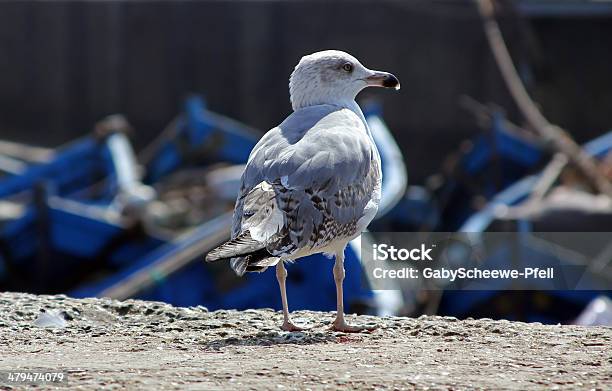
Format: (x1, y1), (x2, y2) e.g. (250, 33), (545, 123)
(289, 50), (400, 111)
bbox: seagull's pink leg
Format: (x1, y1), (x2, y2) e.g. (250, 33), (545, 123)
(276, 261), (303, 331)
(332, 250), (376, 333)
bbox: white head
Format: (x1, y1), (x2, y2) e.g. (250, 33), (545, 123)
(289, 50), (400, 111)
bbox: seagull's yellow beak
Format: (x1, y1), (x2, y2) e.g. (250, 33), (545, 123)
(365, 71), (401, 90)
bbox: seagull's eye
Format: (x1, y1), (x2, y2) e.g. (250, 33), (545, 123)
(342, 63), (353, 72)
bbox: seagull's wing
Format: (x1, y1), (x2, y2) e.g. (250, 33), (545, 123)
(208, 105), (381, 275)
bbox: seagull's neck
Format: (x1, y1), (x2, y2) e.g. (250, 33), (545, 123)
(344, 100), (368, 127)
(348, 101), (379, 156)
(340, 100), (376, 142)
(294, 98), (370, 132)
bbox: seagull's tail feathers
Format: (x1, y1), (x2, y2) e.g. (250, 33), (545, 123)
(231, 250), (280, 277)
(206, 231), (263, 262)
(205, 231), (280, 276)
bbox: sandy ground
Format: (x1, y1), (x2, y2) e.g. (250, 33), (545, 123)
(0, 292), (610, 390)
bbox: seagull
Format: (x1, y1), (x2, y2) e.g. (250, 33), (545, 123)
(206, 50), (400, 332)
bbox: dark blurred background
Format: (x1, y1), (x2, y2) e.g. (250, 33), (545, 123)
(2, 0), (612, 182)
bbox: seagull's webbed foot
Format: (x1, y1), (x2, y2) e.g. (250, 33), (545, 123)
(281, 321), (305, 332)
(331, 319), (377, 333)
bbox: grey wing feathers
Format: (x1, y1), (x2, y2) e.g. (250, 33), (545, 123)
(209, 105), (380, 276)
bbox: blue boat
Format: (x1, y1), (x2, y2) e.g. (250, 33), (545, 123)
(437, 131), (612, 323)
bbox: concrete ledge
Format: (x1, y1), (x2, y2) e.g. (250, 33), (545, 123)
(0, 292), (609, 390)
